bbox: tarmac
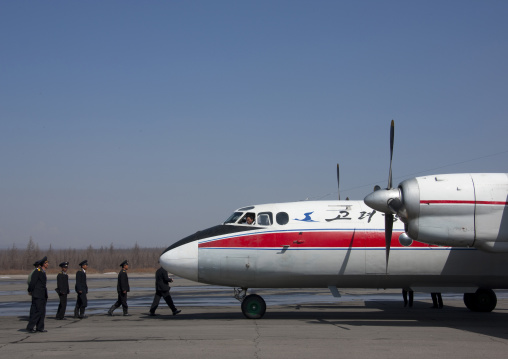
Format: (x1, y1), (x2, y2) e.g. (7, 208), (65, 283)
(2, 274), (508, 358)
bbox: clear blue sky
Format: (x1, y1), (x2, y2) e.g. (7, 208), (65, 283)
(1, 0), (507, 249)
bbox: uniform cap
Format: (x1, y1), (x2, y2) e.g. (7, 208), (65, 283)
(120, 260), (129, 267)
(79, 260), (88, 267)
(59, 261), (69, 268)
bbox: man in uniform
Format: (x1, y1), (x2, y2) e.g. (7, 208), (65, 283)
(27, 256), (49, 333)
(56, 261), (70, 320)
(27, 260), (40, 322)
(107, 260), (130, 316)
(149, 266), (181, 316)
(75, 260), (88, 319)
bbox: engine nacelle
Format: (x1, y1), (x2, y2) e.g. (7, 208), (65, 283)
(399, 173), (508, 252)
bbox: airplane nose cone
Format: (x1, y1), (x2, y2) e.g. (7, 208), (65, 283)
(159, 241), (198, 282)
(364, 188), (401, 214)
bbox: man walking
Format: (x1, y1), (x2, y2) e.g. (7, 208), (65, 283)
(149, 266), (181, 316)
(107, 260), (130, 316)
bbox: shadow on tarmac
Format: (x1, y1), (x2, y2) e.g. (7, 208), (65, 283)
(14, 300), (508, 341)
(132, 300), (508, 341)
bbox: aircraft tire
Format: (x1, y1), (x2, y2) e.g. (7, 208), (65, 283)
(474, 288), (497, 312)
(463, 293), (478, 311)
(241, 294), (266, 319)
(463, 289), (497, 312)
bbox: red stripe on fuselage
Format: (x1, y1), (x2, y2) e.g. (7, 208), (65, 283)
(198, 231), (431, 249)
(421, 200), (508, 205)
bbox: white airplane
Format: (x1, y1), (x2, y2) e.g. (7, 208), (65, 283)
(160, 121), (508, 318)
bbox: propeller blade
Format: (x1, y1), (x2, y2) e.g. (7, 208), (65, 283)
(388, 120), (394, 189)
(336, 163), (340, 200)
(385, 213), (393, 274)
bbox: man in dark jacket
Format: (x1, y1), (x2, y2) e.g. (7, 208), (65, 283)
(149, 266), (181, 316)
(107, 260), (130, 316)
(27, 256), (49, 333)
(56, 261), (70, 320)
(27, 260), (40, 323)
(74, 260), (88, 319)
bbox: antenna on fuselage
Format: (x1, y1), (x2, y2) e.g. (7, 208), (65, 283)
(337, 163), (340, 200)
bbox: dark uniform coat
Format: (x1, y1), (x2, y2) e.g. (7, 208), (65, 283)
(155, 267), (171, 292)
(75, 269), (88, 294)
(28, 268), (48, 299)
(117, 269), (130, 293)
(56, 272), (70, 295)
(27, 268), (48, 331)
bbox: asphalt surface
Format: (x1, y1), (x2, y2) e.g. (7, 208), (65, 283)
(1, 275), (508, 358)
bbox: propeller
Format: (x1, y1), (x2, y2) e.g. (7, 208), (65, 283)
(337, 163), (340, 200)
(364, 120), (398, 273)
(385, 120), (395, 273)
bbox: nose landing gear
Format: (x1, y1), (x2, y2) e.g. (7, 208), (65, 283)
(234, 288), (267, 319)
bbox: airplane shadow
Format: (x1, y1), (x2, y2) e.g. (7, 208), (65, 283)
(142, 300), (508, 341)
(14, 301), (508, 341)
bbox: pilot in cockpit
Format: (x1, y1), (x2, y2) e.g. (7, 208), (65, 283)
(245, 214), (255, 225)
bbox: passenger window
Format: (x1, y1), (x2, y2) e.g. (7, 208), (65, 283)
(276, 212), (289, 225)
(257, 212), (273, 226)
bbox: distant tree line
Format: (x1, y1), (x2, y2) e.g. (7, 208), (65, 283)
(0, 237), (166, 274)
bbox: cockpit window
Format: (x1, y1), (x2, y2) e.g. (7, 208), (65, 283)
(257, 212), (273, 226)
(239, 212), (256, 225)
(224, 212), (243, 224)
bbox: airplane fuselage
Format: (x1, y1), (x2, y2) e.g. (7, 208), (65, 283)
(160, 200), (508, 292)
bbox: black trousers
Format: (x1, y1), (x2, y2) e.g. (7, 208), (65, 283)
(113, 292), (128, 310)
(431, 293), (443, 308)
(75, 292), (87, 309)
(56, 294), (67, 319)
(27, 297), (47, 331)
(150, 290), (177, 313)
(402, 290), (414, 307)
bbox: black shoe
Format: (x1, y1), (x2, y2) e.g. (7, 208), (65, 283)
(173, 309), (181, 316)
(149, 312), (158, 316)
(37, 329), (48, 333)
(27, 328), (36, 333)
(107, 312), (113, 316)
(123, 313), (131, 316)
